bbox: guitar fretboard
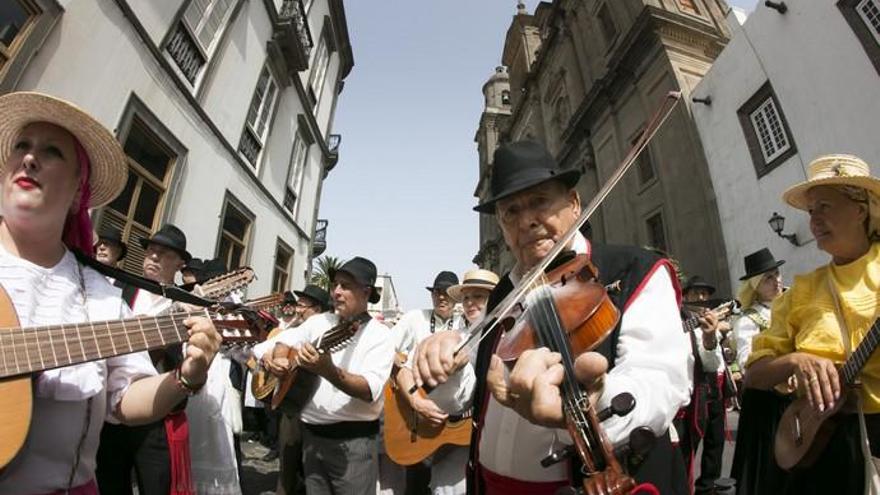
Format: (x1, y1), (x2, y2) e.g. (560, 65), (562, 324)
(842, 319), (880, 385)
(0, 310), (206, 379)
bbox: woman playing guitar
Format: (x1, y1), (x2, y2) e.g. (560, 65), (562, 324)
(746, 155), (880, 494)
(0, 92), (221, 495)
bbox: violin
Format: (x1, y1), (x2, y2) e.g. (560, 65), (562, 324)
(447, 91), (683, 495)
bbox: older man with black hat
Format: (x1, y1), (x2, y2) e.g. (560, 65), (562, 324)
(390, 271), (468, 494)
(677, 275), (729, 495)
(411, 140), (691, 494)
(94, 226), (128, 266)
(96, 223), (194, 495)
(261, 256), (395, 495)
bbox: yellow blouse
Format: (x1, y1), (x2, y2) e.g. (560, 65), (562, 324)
(747, 242), (880, 412)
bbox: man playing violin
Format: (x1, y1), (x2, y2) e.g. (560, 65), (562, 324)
(412, 140), (691, 494)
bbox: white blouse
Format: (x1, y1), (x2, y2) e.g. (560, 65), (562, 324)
(0, 247), (156, 494)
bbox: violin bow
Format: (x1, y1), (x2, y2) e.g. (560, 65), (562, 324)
(456, 91), (683, 356)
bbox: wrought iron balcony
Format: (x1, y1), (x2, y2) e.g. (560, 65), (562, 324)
(270, 0), (313, 73)
(312, 219), (328, 257)
(326, 134), (341, 171)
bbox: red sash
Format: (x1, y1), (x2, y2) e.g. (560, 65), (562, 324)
(165, 410), (195, 495)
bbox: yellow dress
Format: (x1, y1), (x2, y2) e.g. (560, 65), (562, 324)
(748, 242), (880, 413)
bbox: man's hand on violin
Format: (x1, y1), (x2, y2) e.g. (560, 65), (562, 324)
(411, 395), (449, 426)
(487, 348), (608, 428)
(296, 342), (336, 378)
(412, 331), (469, 389)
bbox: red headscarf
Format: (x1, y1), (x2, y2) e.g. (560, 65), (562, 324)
(61, 139), (94, 255)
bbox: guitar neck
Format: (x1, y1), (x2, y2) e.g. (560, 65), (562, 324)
(0, 310), (207, 379)
(313, 313), (371, 353)
(842, 318), (880, 385)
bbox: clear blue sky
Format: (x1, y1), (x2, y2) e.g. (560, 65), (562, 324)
(323, 0), (759, 311)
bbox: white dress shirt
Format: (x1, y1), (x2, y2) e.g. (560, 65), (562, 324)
(478, 234), (693, 482)
(268, 312), (395, 424)
(687, 316), (725, 373)
(0, 247), (156, 494)
(733, 303), (771, 369)
(393, 308), (462, 357)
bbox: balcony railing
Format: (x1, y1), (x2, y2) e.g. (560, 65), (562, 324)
(312, 219), (328, 257)
(166, 23), (206, 84)
(270, 0), (313, 72)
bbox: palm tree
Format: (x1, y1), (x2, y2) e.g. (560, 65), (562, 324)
(310, 255), (346, 291)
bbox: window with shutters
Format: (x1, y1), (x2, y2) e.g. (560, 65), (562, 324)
(272, 240), (294, 293)
(307, 26), (334, 109)
(97, 118), (177, 274)
(646, 211), (668, 254)
(165, 0), (236, 87)
(838, 0), (880, 75)
(284, 126), (312, 215)
(217, 195), (253, 270)
(239, 64), (279, 168)
(737, 82), (797, 177)
(858, 0), (880, 43)
(0, 0), (40, 76)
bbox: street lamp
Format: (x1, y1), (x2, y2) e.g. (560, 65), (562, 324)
(768, 212), (799, 246)
(765, 1), (788, 14)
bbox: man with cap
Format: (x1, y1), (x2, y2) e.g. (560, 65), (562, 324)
(94, 226), (127, 267)
(411, 140), (691, 494)
(676, 275), (728, 494)
(390, 271), (468, 494)
(96, 223), (194, 495)
(260, 257), (395, 495)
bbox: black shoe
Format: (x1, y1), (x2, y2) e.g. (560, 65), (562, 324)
(261, 449), (279, 462)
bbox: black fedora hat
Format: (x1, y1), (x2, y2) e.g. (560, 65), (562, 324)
(426, 271), (459, 292)
(474, 140), (581, 213)
(294, 284), (332, 311)
(283, 290), (297, 306)
(139, 224), (191, 262)
(329, 256), (381, 304)
(196, 258), (227, 284)
(740, 248), (785, 281)
(95, 227), (128, 260)
(683, 275), (716, 296)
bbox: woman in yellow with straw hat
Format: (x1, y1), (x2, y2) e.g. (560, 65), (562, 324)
(746, 154), (880, 494)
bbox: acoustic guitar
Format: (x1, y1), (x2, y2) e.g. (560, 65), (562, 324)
(775, 317), (880, 470)
(383, 379), (472, 466)
(0, 284), (268, 470)
(269, 312), (372, 412)
(248, 326), (284, 401)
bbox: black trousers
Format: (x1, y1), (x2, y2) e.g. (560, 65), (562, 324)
(675, 377), (725, 494)
(96, 421), (171, 495)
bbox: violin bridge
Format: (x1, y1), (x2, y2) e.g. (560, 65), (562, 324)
(605, 280), (622, 293)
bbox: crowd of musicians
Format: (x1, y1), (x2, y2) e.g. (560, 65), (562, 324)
(3, 89), (880, 495)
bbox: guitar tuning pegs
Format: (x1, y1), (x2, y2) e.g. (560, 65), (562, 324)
(596, 392), (636, 422)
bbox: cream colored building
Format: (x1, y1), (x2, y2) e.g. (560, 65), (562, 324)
(0, 0), (352, 296)
(475, 0), (732, 291)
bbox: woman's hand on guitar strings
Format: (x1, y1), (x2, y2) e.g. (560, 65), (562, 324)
(411, 395), (449, 426)
(179, 316), (222, 387)
(790, 352), (841, 413)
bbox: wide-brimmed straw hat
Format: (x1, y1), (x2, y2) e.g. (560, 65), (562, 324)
(782, 154), (880, 210)
(0, 92), (127, 208)
(447, 268), (500, 302)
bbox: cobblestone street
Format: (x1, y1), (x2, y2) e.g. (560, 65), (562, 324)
(240, 439), (279, 495)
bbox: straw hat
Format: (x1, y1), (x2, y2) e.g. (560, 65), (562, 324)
(0, 92), (128, 208)
(447, 268), (500, 301)
(782, 154), (880, 210)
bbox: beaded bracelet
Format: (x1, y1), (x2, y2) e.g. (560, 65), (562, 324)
(174, 366), (205, 395)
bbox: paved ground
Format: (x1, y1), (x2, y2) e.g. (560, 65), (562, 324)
(240, 439), (279, 495)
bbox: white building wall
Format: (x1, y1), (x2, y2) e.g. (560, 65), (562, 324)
(11, 0), (349, 297)
(691, 2), (880, 291)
